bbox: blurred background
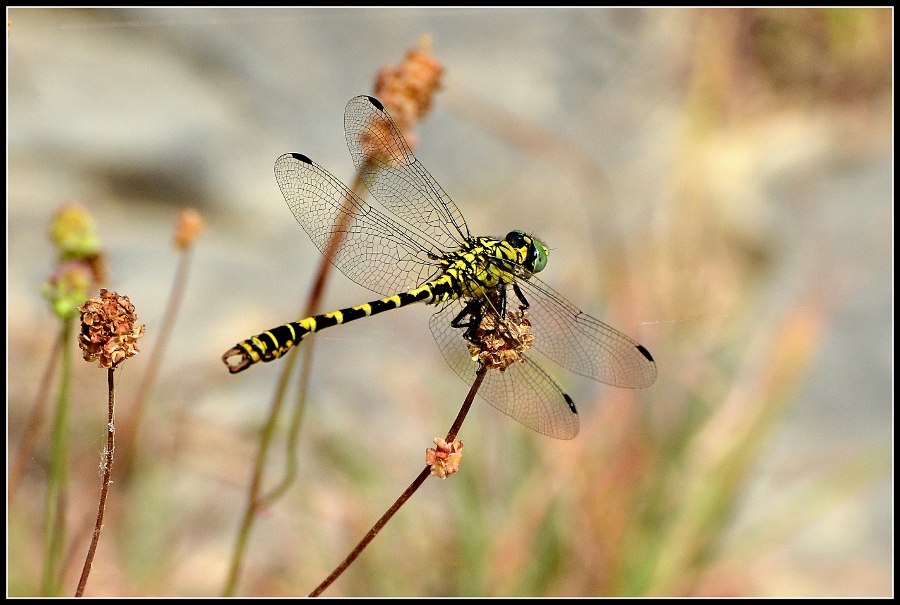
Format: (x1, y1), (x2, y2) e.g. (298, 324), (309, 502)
(7, 7), (892, 597)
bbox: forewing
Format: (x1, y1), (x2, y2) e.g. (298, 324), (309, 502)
(274, 152), (441, 297)
(344, 95), (470, 249)
(430, 299), (579, 440)
(516, 276), (657, 388)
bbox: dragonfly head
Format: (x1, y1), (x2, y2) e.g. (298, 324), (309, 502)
(505, 230), (549, 275)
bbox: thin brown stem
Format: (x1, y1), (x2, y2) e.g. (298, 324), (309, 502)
(444, 364), (487, 443)
(9, 329), (63, 505)
(309, 364), (488, 597)
(59, 513), (96, 593)
(75, 367), (116, 597)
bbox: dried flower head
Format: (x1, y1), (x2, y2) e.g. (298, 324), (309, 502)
(467, 307), (534, 372)
(173, 207), (205, 250)
(372, 35), (444, 149)
(42, 259), (94, 320)
(358, 114), (408, 169)
(77, 289), (145, 368)
(426, 438), (463, 479)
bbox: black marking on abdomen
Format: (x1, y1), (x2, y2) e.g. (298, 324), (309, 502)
(265, 324), (302, 355)
(368, 297), (401, 315)
(339, 306), (370, 322)
(312, 314), (340, 331)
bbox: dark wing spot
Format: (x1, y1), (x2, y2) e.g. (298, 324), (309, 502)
(291, 153), (313, 164)
(564, 393), (578, 414)
(636, 344), (654, 362)
(365, 96), (385, 111)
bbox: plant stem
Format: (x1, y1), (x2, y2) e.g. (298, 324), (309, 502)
(309, 364), (488, 597)
(10, 328), (63, 505)
(75, 367), (116, 597)
(41, 317), (72, 596)
(258, 341), (313, 507)
(222, 170), (365, 597)
(221, 350), (295, 597)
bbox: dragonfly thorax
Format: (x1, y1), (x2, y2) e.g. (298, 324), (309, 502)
(437, 232), (548, 301)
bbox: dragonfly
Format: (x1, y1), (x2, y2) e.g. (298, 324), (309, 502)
(223, 95), (656, 439)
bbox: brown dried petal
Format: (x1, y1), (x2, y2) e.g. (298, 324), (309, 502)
(426, 438), (463, 479)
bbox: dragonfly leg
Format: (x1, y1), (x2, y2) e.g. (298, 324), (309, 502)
(450, 298), (488, 342)
(512, 282), (529, 310)
(497, 286), (510, 317)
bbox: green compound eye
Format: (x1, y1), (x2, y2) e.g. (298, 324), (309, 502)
(531, 239), (548, 273)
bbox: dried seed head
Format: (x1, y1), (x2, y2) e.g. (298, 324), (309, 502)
(426, 438), (463, 479)
(467, 307), (534, 372)
(77, 289), (145, 368)
(42, 259), (94, 320)
(372, 35), (444, 149)
(173, 208), (205, 250)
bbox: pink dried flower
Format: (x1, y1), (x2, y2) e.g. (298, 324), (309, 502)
(426, 438), (464, 479)
(372, 35), (444, 148)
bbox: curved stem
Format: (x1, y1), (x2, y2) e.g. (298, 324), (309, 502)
(223, 170), (367, 597)
(222, 348), (295, 596)
(309, 364), (488, 597)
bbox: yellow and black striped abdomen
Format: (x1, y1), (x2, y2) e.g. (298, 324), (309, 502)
(223, 277), (458, 373)
(223, 236), (525, 374)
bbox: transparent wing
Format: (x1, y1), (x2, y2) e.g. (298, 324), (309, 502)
(430, 299), (580, 440)
(516, 275), (657, 388)
(344, 95), (470, 250)
(274, 152), (443, 297)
